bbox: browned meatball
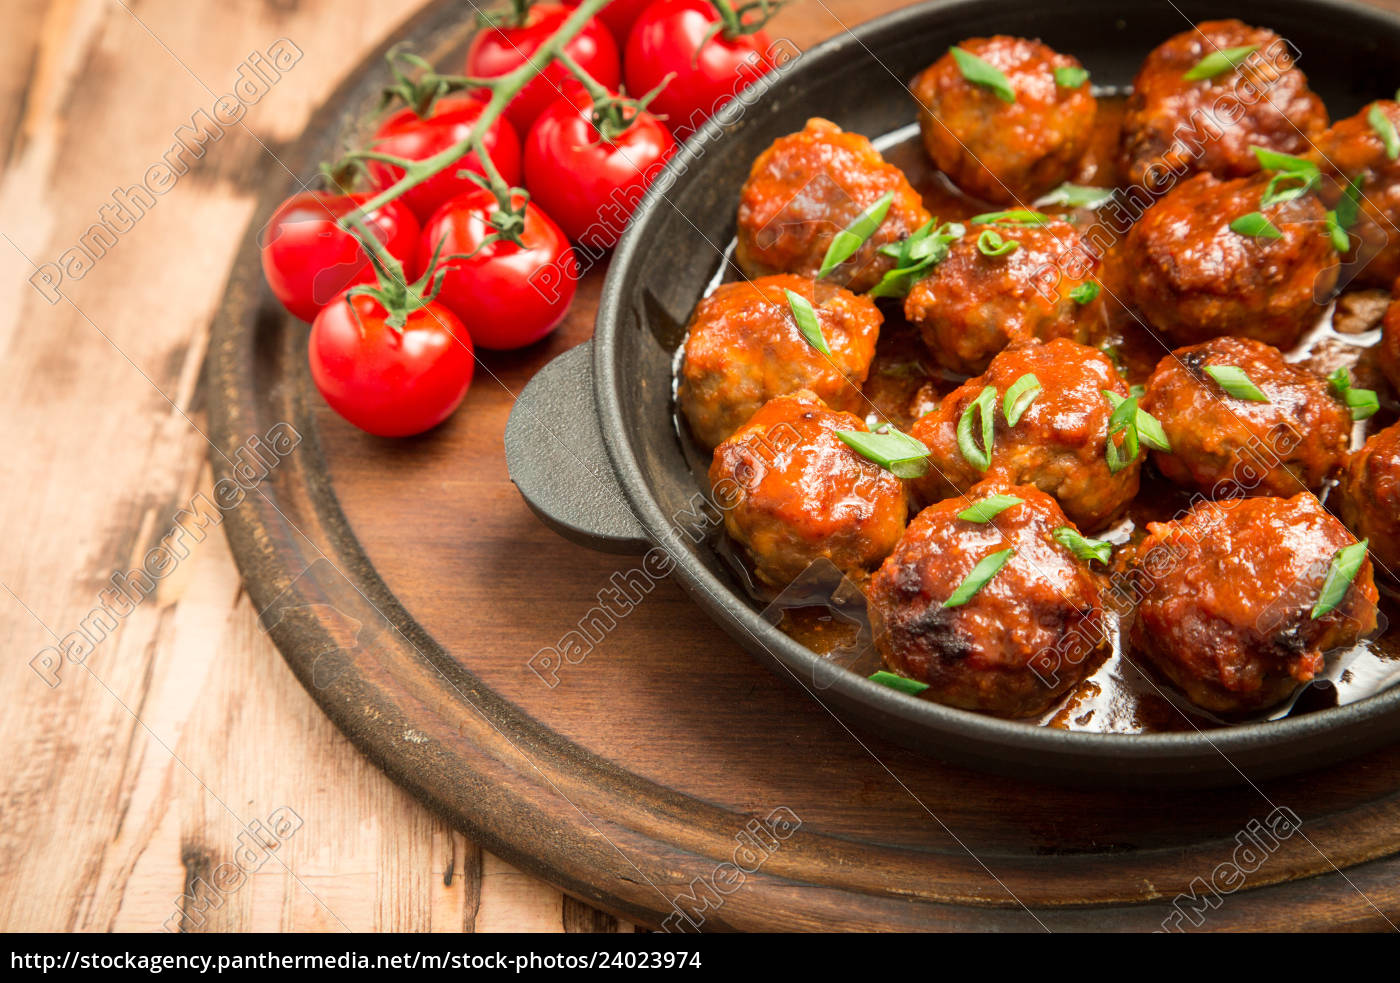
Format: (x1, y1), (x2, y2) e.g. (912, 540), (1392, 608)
(1128, 493), (1378, 715)
(1380, 287), (1400, 393)
(1120, 19), (1328, 192)
(908, 339), (1138, 531)
(709, 391), (908, 588)
(909, 36), (1096, 205)
(678, 275), (881, 449)
(868, 481), (1108, 718)
(904, 217), (1097, 374)
(735, 118), (932, 292)
(1315, 101), (1400, 288)
(1140, 336), (1351, 498)
(1335, 423), (1400, 577)
(1123, 172), (1337, 349)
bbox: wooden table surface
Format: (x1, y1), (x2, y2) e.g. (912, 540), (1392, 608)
(4, 0), (1399, 934)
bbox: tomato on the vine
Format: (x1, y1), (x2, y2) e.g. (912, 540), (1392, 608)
(309, 291), (475, 437)
(260, 191), (420, 323)
(420, 189), (578, 350)
(624, 0), (777, 142)
(366, 95), (522, 223)
(523, 84), (676, 248)
(465, 2), (620, 136)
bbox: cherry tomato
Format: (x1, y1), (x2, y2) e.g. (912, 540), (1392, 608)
(309, 291), (475, 437)
(420, 189), (578, 350)
(625, 0), (775, 141)
(563, 0), (653, 47)
(523, 85), (676, 248)
(260, 191), (420, 323)
(464, 3), (620, 136)
(366, 95), (522, 224)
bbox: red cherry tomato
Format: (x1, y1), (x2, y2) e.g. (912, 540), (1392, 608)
(420, 189), (578, 350)
(366, 95), (522, 223)
(464, 3), (620, 136)
(309, 291), (475, 437)
(260, 191), (420, 323)
(523, 85), (676, 249)
(625, 0), (775, 141)
(562, 0), (653, 47)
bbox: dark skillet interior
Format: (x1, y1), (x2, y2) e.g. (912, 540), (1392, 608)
(595, 0), (1400, 786)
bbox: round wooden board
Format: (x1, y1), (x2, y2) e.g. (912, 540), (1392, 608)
(208, 0), (1400, 931)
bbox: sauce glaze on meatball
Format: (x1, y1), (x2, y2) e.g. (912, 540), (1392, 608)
(735, 118), (932, 292)
(1122, 172), (1337, 349)
(1140, 336), (1351, 498)
(868, 482), (1108, 718)
(1127, 493), (1378, 715)
(1335, 422), (1400, 578)
(1316, 101), (1400, 288)
(709, 391), (908, 589)
(909, 36), (1096, 205)
(904, 218), (1097, 375)
(1120, 19), (1328, 192)
(678, 274), (881, 449)
(1380, 286), (1400, 394)
(909, 339), (1139, 531)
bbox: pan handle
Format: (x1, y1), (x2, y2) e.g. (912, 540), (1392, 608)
(504, 341), (651, 555)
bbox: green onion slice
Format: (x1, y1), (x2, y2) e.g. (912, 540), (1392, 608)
(970, 209), (1054, 226)
(1104, 393), (1141, 474)
(950, 46), (1016, 102)
(943, 548), (1015, 608)
(956, 385), (998, 471)
(976, 229), (1020, 257)
(1053, 65), (1089, 88)
(1328, 367), (1380, 420)
(837, 424), (931, 478)
(784, 289), (830, 355)
(1260, 169), (1318, 208)
(1325, 176), (1366, 252)
(1205, 364), (1270, 402)
(1002, 372), (1042, 426)
(958, 493), (1023, 523)
(869, 670), (930, 695)
(1369, 104), (1400, 161)
(1311, 540), (1370, 619)
(1183, 44), (1259, 82)
(1230, 212), (1283, 239)
(818, 191), (894, 279)
(1251, 146), (1318, 175)
(1070, 281), (1100, 305)
(1103, 390), (1171, 452)
(1036, 183), (1116, 209)
(1053, 526), (1113, 565)
(868, 220), (965, 298)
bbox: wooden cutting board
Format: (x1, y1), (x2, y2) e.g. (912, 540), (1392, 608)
(208, 0), (1400, 930)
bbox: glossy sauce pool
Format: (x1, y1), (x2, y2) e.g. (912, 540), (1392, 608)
(670, 95), (1400, 734)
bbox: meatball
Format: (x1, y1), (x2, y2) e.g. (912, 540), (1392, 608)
(678, 275), (881, 449)
(1140, 336), (1351, 498)
(868, 482), (1108, 718)
(1335, 423), (1400, 577)
(1128, 493), (1378, 715)
(1380, 287), (1400, 393)
(909, 36), (1096, 204)
(1120, 19), (1328, 192)
(735, 118), (932, 292)
(904, 217), (1097, 375)
(1315, 101), (1400, 288)
(709, 391), (908, 588)
(908, 339), (1138, 531)
(1122, 172), (1337, 349)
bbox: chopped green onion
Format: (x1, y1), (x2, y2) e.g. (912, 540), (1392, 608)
(1328, 367), (1379, 420)
(1036, 183), (1115, 209)
(784, 289), (830, 355)
(1260, 169), (1318, 208)
(868, 220), (965, 298)
(1054, 65), (1089, 88)
(950, 46), (1015, 102)
(1103, 390), (1171, 452)
(1070, 281), (1100, 305)
(1002, 372), (1042, 426)
(956, 385), (998, 471)
(1325, 175), (1365, 252)
(1230, 212), (1283, 239)
(1311, 540), (1370, 619)
(1053, 526), (1113, 565)
(1183, 44), (1259, 82)
(976, 229), (1019, 257)
(1251, 146), (1318, 175)
(818, 191), (894, 279)
(837, 424), (931, 478)
(943, 548), (1015, 608)
(958, 493), (1023, 523)
(1104, 393), (1141, 474)
(970, 209), (1054, 225)
(869, 670), (930, 695)
(1369, 104), (1400, 161)
(1205, 364), (1270, 402)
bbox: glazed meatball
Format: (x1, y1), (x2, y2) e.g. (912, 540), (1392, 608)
(868, 482), (1108, 718)
(1128, 493), (1378, 715)
(1316, 101), (1400, 288)
(709, 391), (908, 588)
(678, 275), (881, 449)
(1380, 288), (1400, 393)
(904, 217), (1097, 374)
(909, 36), (1096, 204)
(908, 339), (1138, 531)
(1123, 172), (1337, 349)
(735, 118), (932, 292)
(1120, 19), (1328, 192)
(1335, 423), (1400, 577)
(1141, 336), (1350, 498)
